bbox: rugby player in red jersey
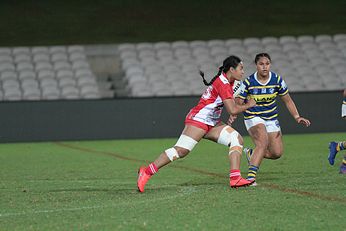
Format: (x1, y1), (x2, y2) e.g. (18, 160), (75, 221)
(137, 55), (256, 192)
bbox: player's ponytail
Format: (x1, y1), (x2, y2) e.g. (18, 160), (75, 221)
(200, 67), (223, 86)
(200, 55), (242, 86)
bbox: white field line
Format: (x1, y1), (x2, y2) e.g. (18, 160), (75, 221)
(0, 186), (197, 218)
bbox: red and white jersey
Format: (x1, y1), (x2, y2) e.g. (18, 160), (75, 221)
(186, 73), (234, 126)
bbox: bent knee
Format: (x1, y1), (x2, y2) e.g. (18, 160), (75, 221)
(217, 126), (243, 147)
(267, 151), (283, 159)
(173, 134), (198, 159)
(165, 146), (190, 161)
(174, 146), (190, 158)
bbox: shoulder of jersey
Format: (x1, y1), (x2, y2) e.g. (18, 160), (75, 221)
(270, 71), (280, 80)
(244, 73), (255, 85)
(219, 75), (230, 85)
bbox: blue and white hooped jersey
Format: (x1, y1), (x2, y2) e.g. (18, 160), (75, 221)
(237, 71), (289, 120)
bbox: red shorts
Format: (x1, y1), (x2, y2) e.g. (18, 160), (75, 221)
(185, 118), (214, 133)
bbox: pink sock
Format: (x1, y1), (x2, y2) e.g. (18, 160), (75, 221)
(230, 169), (240, 180)
(145, 163), (158, 175)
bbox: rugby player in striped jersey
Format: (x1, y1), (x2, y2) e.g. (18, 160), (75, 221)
(236, 53), (311, 184)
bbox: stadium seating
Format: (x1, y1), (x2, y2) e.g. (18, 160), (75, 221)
(0, 45), (101, 101)
(119, 34), (346, 97)
(1, 34), (345, 101)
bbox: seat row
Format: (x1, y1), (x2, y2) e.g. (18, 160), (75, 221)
(0, 45), (101, 100)
(118, 34), (346, 97)
(0, 84), (100, 101)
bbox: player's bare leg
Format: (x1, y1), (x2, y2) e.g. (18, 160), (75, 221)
(246, 124), (268, 183)
(137, 125), (205, 193)
(264, 131), (283, 159)
(205, 124), (252, 188)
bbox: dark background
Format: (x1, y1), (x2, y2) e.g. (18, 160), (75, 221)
(0, 0), (345, 46)
(0, 91), (343, 142)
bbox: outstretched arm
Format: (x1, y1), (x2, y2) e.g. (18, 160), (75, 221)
(225, 98), (247, 125)
(235, 97), (245, 106)
(281, 93), (311, 127)
(223, 97), (256, 115)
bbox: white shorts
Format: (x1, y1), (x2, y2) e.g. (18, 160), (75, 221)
(244, 117), (281, 133)
(342, 104), (346, 118)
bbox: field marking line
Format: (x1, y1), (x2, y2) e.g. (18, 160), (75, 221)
(0, 188), (195, 218)
(261, 183), (346, 203)
(55, 142), (145, 163)
(54, 142), (224, 178)
(54, 142), (346, 204)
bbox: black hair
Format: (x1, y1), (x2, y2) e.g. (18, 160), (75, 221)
(200, 55), (242, 86)
(254, 53), (271, 64)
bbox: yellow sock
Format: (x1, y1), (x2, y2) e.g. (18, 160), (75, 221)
(336, 143), (341, 152)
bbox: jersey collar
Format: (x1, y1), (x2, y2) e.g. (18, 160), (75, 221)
(220, 73), (231, 84)
(254, 71), (272, 86)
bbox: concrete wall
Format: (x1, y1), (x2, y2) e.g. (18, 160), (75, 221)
(0, 91), (344, 143)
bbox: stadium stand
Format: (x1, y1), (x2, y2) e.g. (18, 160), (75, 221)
(0, 34), (345, 101)
(118, 34), (346, 97)
(0, 45), (104, 101)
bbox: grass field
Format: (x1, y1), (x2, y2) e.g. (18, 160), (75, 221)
(0, 132), (345, 230)
(0, 1), (344, 230)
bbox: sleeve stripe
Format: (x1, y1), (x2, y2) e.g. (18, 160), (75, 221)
(279, 89), (289, 96)
(237, 95), (246, 99)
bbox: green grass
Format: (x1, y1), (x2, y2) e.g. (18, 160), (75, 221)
(0, 0), (345, 46)
(0, 133), (345, 230)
